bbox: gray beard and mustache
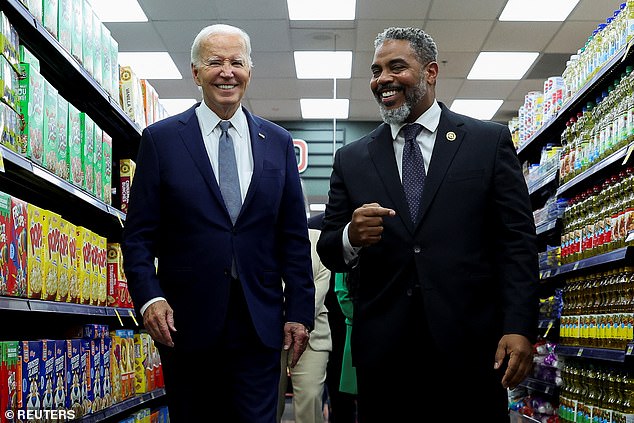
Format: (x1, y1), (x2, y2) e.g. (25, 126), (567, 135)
(376, 79), (426, 125)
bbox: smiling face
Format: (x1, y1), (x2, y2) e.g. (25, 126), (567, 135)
(191, 33), (251, 119)
(370, 38), (437, 124)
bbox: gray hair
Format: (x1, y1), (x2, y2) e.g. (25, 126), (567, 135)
(191, 24), (253, 68)
(374, 27), (437, 66)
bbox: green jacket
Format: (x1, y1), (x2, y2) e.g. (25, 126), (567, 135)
(334, 273), (357, 394)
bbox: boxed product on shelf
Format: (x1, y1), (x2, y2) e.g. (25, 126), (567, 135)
(65, 338), (81, 416)
(92, 17), (103, 87)
(81, 112), (95, 194)
(0, 341), (19, 423)
(97, 235), (107, 306)
(70, 0), (82, 64)
(42, 79), (58, 175)
(68, 103), (82, 187)
(42, 0), (59, 39)
(89, 231), (103, 306)
(57, 0), (72, 54)
(1, 56), (19, 112)
(0, 12), (19, 70)
(19, 45), (40, 71)
(57, 218), (71, 302)
(18, 61), (45, 163)
(101, 24), (112, 97)
(93, 124), (103, 198)
(41, 339), (55, 417)
(133, 332), (153, 394)
(102, 131), (112, 204)
(75, 225), (93, 305)
(109, 36), (119, 103)
(81, 0), (94, 78)
(79, 338), (93, 416)
(42, 211), (61, 302)
(23, 0), (43, 25)
(19, 340), (42, 418)
(101, 336), (113, 409)
(26, 203), (47, 299)
(0, 191), (10, 296)
(120, 159), (136, 214)
(67, 221), (78, 303)
(8, 195), (27, 298)
(107, 243), (132, 308)
(52, 339), (66, 414)
(56, 96), (69, 180)
(119, 65), (146, 128)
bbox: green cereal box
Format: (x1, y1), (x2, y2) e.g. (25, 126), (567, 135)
(42, 0), (59, 39)
(56, 96), (69, 180)
(26, 203), (46, 299)
(19, 45), (40, 72)
(68, 102), (82, 187)
(0, 192), (10, 296)
(42, 80), (58, 174)
(81, 0), (93, 77)
(57, 0), (72, 53)
(18, 63), (44, 161)
(101, 24), (111, 95)
(93, 125), (102, 197)
(25, 0), (42, 24)
(102, 131), (112, 204)
(80, 112), (94, 193)
(110, 36), (118, 103)
(92, 16), (102, 86)
(70, 0), (82, 64)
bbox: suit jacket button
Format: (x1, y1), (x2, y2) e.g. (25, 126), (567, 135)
(406, 288), (413, 296)
(413, 246), (421, 253)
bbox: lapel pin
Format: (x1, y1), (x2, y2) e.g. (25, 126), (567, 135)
(258, 133), (265, 139)
(446, 131), (456, 141)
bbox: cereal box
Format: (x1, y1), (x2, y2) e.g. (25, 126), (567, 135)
(25, 0), (42, 25)
(81, 0), (93, 77)
(52, 340), (66, 415)
(18, 62), (44, 163)
(79, 339), (93, 415)
(19, 341), (41, 419)
(102, 131), (112, 204)
(8, 196), (27, 298)
(101, 24), (111, 98)
(89, 231), (99, 305)
(42, 80), (58, 175)
(100, 337), (112, 409)
(42, 0), (59, 38)
(42, 212), (61, 302)
(93, 125), (102, 197)
(26, 203), (47, 299)
(56, 218), (71, 302)
(40, 340), (55, 419)
(75, 226), (93, 305)
(97, 235), (107, 306)
(70, 0), (82, 64)
(68, 102), (82, 188)
(133, 333), (151, 394)
(80, 112), (94, 194)
(108, 331), (122, 404)
(0, 341), (19, 423)
(65, 339), (81, 416)
(110, 36), (118, 103)
(67, 222), (79, 303)
(19, 45), (39, 72)
(106, 243), (130, 308)
(92, 15), (102, 86)
(119, 159), (136, 214)
(0, 192), (11, 296)
(56, 96), (69, 181)
(57, 0), (72, 54)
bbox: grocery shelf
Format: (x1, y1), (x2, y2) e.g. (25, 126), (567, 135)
(77, 389), (166, 423)
(555, 345), (627, 362)
(535, 219), (558, 236)
(0, 296), (135, 317)
(539, 246), (631, 280)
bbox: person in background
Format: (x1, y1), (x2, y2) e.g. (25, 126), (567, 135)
(316, 26), (539, 422)
(309, 213), (358, 423)
(121, 23), (314, 423)
(333, 272), (357, 400)
(277, 225), (331, 423)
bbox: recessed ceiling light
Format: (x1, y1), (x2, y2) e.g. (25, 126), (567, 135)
(118, 52), (182, 79)
(499, 0), (580, 21)
(294, 51), (352, 79)
(159, 99), (198, 116)
(467, 52), (539, 80)
(287, 0), (356, 20)
(300, 99), (349, 119)
(450, 99), (503, 120)
(89, 0), (148, 22)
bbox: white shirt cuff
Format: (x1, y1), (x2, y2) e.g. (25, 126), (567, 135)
(140, 297), (167, 316)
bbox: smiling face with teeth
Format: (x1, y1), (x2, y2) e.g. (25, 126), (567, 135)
(370, 38), (438, 125)
(191, 32), (252, 119)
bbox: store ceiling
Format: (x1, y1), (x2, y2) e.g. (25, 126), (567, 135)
(105, 0), (622, 124)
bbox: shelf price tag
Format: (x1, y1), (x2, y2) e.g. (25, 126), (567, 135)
(113, 308), (124, 327)
(544, 320), (553, 337)
(577, 347), (584, 357)
(627, 344), (634, 356)
(128, 309), (139, 326)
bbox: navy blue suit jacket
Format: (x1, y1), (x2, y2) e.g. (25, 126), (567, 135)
(122, 104), (315, 351)
(317, 103), (538, 368)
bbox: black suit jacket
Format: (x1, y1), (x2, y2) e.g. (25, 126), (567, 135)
(317, 103), (538, 368)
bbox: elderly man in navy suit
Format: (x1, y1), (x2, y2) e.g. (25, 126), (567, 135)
(317, 27), (539, 422)
(122, 24), (314, 423)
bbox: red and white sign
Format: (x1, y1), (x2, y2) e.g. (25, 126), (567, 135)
(294, 139), (308, 173)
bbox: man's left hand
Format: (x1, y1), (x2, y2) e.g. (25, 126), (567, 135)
(494, 334), (533, 389)
(283, 322), (310, 367)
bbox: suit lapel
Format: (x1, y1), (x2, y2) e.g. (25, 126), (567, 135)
(241, 107), (267, 214)
(367, 124), (416, 233)
(418, 106), (465, 224)
(177, 105), (225, 209)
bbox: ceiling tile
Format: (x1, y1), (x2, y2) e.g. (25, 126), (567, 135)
(483, 21), (561, 51)
(356, 0), (432, 20)
(428, 0), (506, 20)
(137, 0), (218, 20)
(544, 21), (603, 53)
(569, 0), (623, 21)
(213, 0), (288, 19)
(423, 20), (494, 52)
(105, 22), (166, 51)
(250, 99), (301, 120)
(456, 80), (519, 99)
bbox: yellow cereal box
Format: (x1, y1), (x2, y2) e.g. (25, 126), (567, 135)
(75, 226), (93, 305)
(42, 211), (61, 301)
(89, 231), (100, 305)
(26, 203), (47, 299)
(56, 218), (71, 302)
(67, 222), (79, 303)
(108, 331), (122, 404)
(97, 235), (107, 306)
(133, 333), (153, 394)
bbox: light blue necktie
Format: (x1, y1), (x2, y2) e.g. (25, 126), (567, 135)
(218, 120), (242, 225)
(402, 123), (425, 223)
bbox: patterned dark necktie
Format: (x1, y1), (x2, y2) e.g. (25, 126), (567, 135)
(401, 123), (425, 223)
(218, 120), (242, 225)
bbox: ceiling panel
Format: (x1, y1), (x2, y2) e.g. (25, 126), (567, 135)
(483, 21), (562, 51)
(423, 20), (494, 52)
(105, 22), (166, 51)
(356, 0), (432, 20)
(137, 0), (219, 21)
(456, 80), (519, 99)
(428, 0), (506, 20)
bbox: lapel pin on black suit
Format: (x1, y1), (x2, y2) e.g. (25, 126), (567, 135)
(446, 131), (456, 141)
(258, 133), (265, 139)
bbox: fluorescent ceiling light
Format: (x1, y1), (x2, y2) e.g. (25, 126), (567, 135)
(294, 51), (352, 79)
(159, 99), (197, 116)
(467, 52), (538, 80)
(499, 0), (580, 21)
(118, 52), (183, 79)
(450, 100), (503, 120)
(287, 0), (355, 20)
(300, 99), (349, 119)
(89, 0), (148, 22)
